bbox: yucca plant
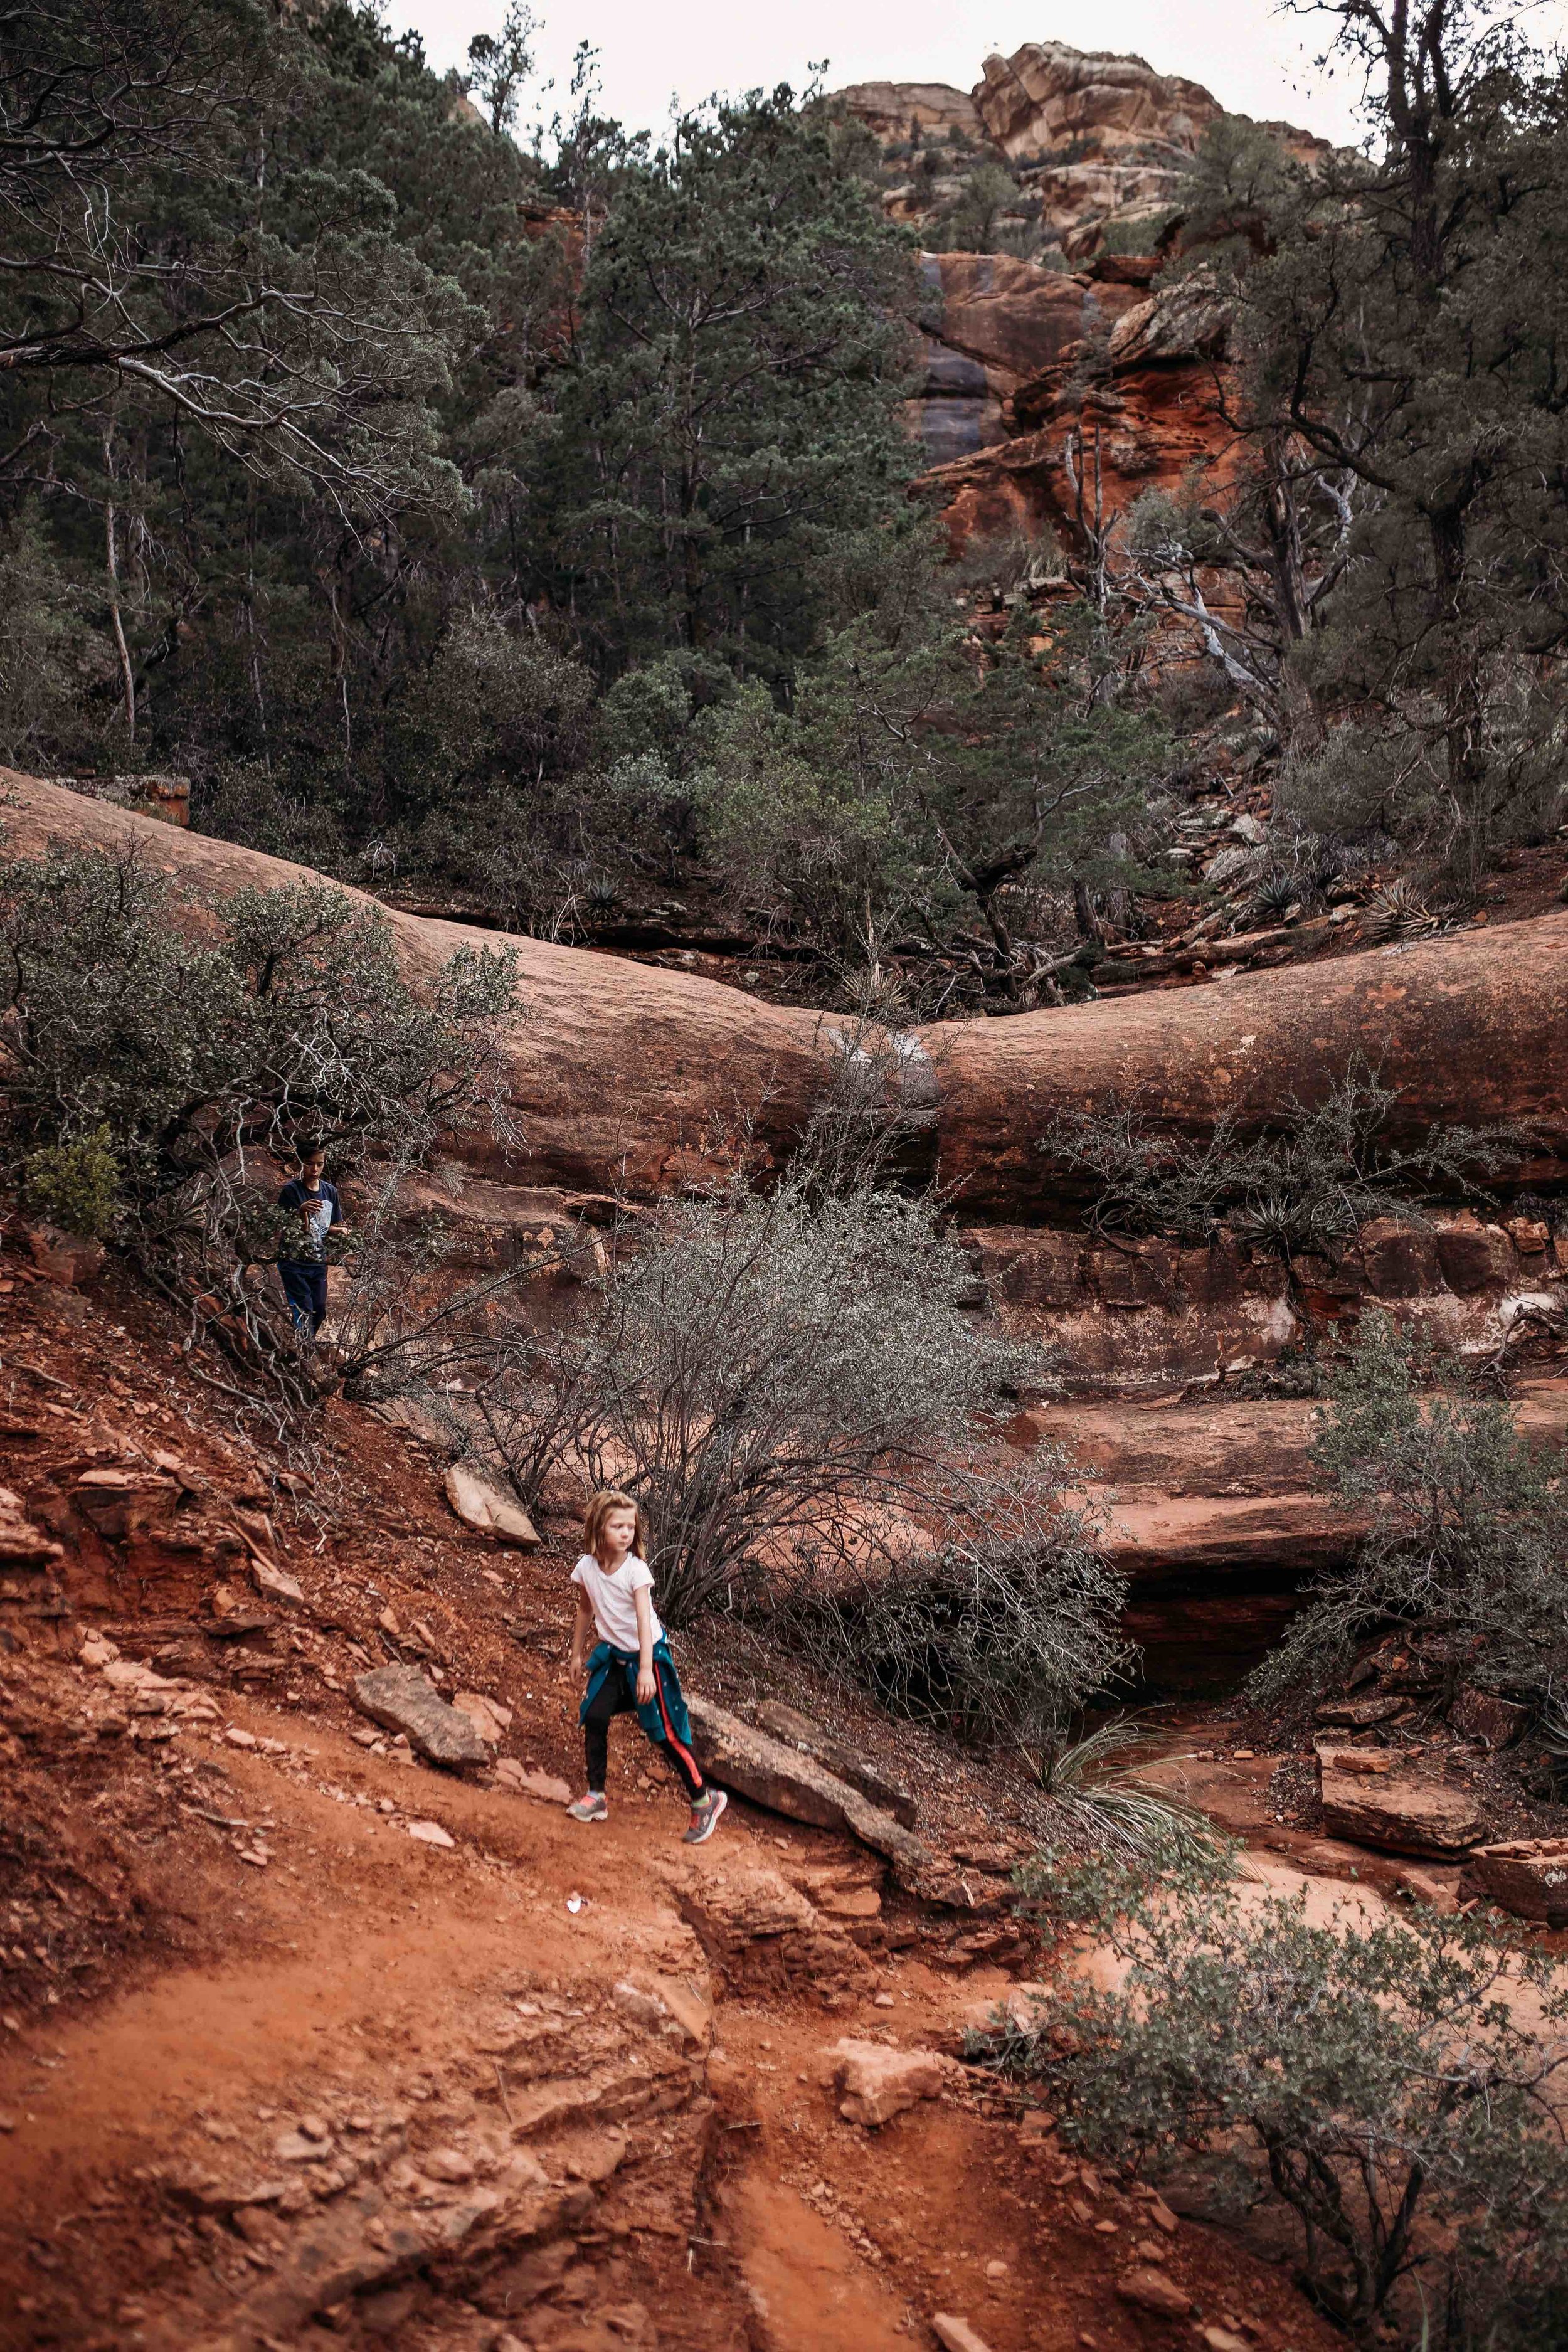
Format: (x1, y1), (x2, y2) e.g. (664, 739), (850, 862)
(1020, 1719), (1221, 1863)
(1365, 876), (1452, 941)
(1245, 866), (1305, 927)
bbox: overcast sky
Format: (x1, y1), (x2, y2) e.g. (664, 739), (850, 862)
(386, 1), (1433, 150)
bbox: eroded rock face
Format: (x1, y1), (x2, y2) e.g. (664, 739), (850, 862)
(975, 43), (1221, 164)
(833, 43), (1337, 553)
(914, 270), (1241, 556)
(839, 43), (1330, 259)
(665, 1861), (870, 1999)
(834, 80), (983, 148)
(908, 252), (1147, 472)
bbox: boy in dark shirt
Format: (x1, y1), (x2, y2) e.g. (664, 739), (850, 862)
(276, 1147), (344, 1340)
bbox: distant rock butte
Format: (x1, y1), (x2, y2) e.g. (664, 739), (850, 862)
(834, 41), (1332, 553)
(837, 43), (1329, 254)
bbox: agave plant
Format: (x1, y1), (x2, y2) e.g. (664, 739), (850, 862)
(1231, 1183), (1360, 1261)
(1539, 1687), (1568, 1789)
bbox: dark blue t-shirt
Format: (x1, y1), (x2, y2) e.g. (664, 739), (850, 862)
(278, 1179), (342, 1265)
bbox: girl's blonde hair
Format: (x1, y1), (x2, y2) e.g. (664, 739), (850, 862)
(583, 1488), (645, 1565)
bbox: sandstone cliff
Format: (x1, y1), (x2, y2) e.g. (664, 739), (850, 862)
(6, 767), (1563, 1226)
(837, 40), (1327, 555)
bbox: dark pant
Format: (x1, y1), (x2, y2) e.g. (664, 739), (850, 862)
(582, 1660), (704, 1800)
(278, 1259), (329, 1336)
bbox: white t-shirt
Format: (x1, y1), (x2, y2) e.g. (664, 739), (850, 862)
(571, 1552), (662, 1653)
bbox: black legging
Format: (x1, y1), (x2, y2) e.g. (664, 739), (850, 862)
(583, 1660), (704, 1800)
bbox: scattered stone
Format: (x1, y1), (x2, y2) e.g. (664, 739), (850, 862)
(1202, 2331), (1251, 2352)
(933, 2319), (994, 2352)
(421, 2146), (474, 2183)
(818, 2037), (951, 2127)
(443, 1461), (541, 1549)
(1391, 1862), (1461, 1916)
(1449, 1689), (1528, 1749)
(352, 1665), (489, 1768)
(24, 1225), (105, 1286)
(1116, 2266), (1194, 2319)
(1314, 1694), (1406, 1729)
(1145, 2195), (1179, 2235)
(274, 2131), (331, 2163)
(494, 1759), (572, 1804)
(1317, 1743), (1486, 1858)
(406, 1820), (455, 1850)
(452, 1690), (512, 1745)
(251, 1562), (304, 1606)
(225, 1726), (257, 1749)
(872, 1991), (895, 2008)
(1465, 1837), (1568, 1926)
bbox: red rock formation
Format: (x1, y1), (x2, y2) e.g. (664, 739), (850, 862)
(929, 913), (1568, 1219)
(0, 771), (831, 1200)
(834, 41), (1331, 556)
(837, 42), (1330, 258)
(832, 80), (984, 149)
(4, 770), (1564, 1228)
(908, 251), (1149, 476)
(914, 270), (1240, 555)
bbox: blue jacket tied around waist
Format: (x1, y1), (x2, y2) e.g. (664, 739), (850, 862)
(578, 1637), (693, 1749)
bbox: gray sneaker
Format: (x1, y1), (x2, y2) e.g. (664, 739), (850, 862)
(567, 1793), (608, 1823)
(682, 1789), (728, 1845)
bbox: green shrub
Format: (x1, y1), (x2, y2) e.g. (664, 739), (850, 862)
(781, 1453), (1131, 1754)
(0, 846), (518, 1393)
(20, 1125), (120, 1240)
(993, 1851), (1568, 2347)
(1249, 1315), (1568, 1720)
(1040, 1057), (1523, 1261)
(474, 1174), (1054, 1631)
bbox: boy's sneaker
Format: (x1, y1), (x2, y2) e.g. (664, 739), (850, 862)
(567, 1793), (608, 1823)
(682, 1789), (728, 1845)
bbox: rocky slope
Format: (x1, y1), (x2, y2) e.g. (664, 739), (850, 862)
(0, 1226), (1353, 2352)
(4, 765), (1567, 1683)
